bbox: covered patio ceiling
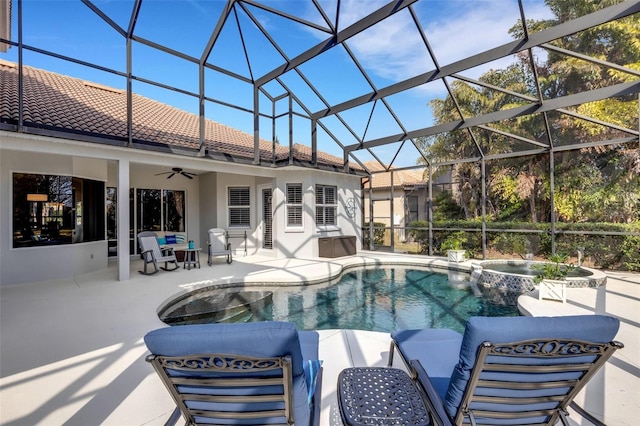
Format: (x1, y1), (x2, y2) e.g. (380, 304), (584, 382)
(2, 0), (639, 174)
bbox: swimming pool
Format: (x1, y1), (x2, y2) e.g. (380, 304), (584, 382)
(159, 266), (519, 334)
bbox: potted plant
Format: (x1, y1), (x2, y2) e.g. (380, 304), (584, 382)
(534, 253), (574, 302)
(441, 232), (467, 263)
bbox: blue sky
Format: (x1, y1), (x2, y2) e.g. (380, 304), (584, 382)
(1, 0), (554, 168)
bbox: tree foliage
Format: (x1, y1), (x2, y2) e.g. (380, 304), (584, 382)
(418, 0), (640, 225)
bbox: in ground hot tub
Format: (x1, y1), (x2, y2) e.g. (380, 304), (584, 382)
(473, 260), (606, 305)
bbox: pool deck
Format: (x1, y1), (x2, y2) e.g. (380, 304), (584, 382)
(1, 252), (638, 425)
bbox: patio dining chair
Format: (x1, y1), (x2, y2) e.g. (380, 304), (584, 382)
(144, 321), (322, 426)
(138, 231), (180, 275)
(207, 228), (232, 265)
(389, 315), (623, 426)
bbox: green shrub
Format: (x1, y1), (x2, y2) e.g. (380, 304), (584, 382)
(404, 220), (640, 270)
(407, 221), (429, 253)
(363, 222), (387, 247)
(441, 232), (466, 251)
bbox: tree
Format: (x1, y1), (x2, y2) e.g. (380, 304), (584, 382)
(419, 0), (640, 224)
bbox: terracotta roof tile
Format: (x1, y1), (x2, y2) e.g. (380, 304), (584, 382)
(0, 60), (356, 171)
(363, 161), (426, 189)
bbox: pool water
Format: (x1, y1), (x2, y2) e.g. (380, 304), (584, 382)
(160, 266), (519, 334)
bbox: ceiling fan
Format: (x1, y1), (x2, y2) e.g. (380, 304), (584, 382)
(155, 167), (197, 180)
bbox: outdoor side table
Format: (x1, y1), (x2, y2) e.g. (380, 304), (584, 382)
(183, 248), (201, 270)
(337, 367), (431, 426)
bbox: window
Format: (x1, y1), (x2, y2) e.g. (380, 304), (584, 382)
(136, 189), (162, 233)
(316, 184), (337, 226)
(163, 190), (186, 232)
(228, 186), (250, 227)
(106, 187), (117, 241)
(406, 195), (419, 225)
(286, 183), (303, 227)
(135, 189), (185, 235)
(12, 173), (105, 248)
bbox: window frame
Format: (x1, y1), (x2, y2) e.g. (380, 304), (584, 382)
(315, 184), (338, 228)
(12, 172), (105, 248)
(286, 183), (303, 229)
(405, 194), (419, 225)
(228, 186), (251, 228)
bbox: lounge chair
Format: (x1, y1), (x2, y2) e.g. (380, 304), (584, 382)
(389, 315), (623, 426)
(138, 231), (180, 275)
(144, 321), (322, 426)
(207, 228), (232, 265)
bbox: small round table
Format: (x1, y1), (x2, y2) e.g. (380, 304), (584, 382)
(182, 248), (201, 270)
(337, 367), (431, 426)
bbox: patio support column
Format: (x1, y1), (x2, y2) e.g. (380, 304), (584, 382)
(288, 95), (293, 165)
(369, 176), (374, 250)
(311, 119), (317, 167)
(481, 158), (487, 259)
(198, 63), (206, 156)
(126, 32), (133, 147)
(390, 171), (395, 253)
(17, 0), (24, 130)
(118, 159), (130, 281)
(549, 150), (556, 255)
(253, 85), (260, 165)
(428, 164), (433, 256)
(272, 100), (277, 165)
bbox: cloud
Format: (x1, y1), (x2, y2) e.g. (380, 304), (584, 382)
(337, 0), (553, 85)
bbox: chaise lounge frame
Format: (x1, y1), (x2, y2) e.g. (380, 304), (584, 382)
(144, 321), (322, 426)
(388, 315), (623, 426)
(146, 352), (295, 425)
(409, 338), (623, 426)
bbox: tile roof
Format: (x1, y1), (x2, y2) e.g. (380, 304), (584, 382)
(363, 161), (426, 189)
(0, 60), (356, 171)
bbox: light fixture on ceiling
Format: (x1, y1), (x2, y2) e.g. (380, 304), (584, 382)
(27, 193), (48, 202)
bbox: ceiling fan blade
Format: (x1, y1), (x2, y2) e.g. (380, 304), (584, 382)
(182, 173), (194, 179)
(182, 172), (196, 179)
(155, 171), (171, 176)
(166, 173), (176, 179)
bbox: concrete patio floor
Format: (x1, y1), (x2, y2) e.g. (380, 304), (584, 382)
(1, 252), (638, 425)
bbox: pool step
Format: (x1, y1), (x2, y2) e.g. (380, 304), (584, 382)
(161, 290), (272, 325)
(217, 307), (253, 323)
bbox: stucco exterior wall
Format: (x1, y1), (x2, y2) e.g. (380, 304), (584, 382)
(1, 149), (109, 285)
(1, 132), (363, 286)
(273, 170), (362, 258)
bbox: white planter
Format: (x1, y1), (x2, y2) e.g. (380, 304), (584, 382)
(538, 279), (567, 303)
(447, 249), (466, 263)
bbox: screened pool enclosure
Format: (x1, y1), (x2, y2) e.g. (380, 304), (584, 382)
(1, 0), (639, 269)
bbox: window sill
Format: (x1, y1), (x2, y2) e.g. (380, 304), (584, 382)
(316, 225), (341, 233)
(285, 226), (305, 233)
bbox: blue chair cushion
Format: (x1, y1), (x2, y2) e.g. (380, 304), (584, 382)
(144, 321), (320, 425)
(165, 235), (177, 244)
(305, 359), (322, 404)
(157, 237), (167, 245)
(392, 328), (463, 398)
(298, 330), (322, 404)
(443, 315), (620, 418)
